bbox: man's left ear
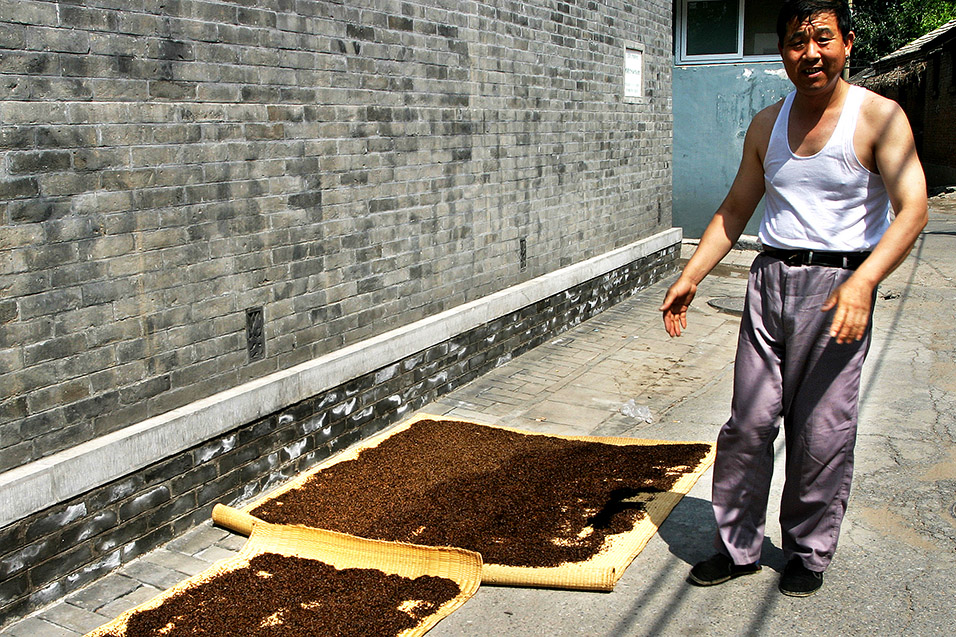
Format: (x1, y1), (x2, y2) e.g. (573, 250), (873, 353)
(845, 30), (855, 53)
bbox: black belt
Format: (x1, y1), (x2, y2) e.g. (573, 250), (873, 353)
(762, 247), (870, 270)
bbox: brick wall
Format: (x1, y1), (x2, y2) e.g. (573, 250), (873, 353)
(0, 0), (673, 474)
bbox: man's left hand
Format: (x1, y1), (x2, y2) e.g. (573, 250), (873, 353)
(822, 276), (874, 344)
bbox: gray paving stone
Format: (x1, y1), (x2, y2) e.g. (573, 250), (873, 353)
(63, 574), (140, 613)
(521, 401), (610, 429)
(120, 560), (190, 591)
(213, 533), (247, 552)
(140, 550), (209, 577)
(39, 602), (107, 634)
(165, 523), (230, 556)
(193, 546), (238, 564)
(0, 617), (78, 637)
(93, 585), (162, 620)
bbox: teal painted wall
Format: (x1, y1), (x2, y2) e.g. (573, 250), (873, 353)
(673, 62), (793, 238)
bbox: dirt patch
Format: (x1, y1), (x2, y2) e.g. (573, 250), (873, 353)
(96, 552), (460, 637)
(858, 507), (939, 552)
(929, 188), (956, 215)
(252, 419), (710, 568)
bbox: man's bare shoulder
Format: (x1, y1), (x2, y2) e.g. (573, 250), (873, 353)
(744, 100), (785, 153)
(856, 85), (907, 125)
(853, 85), (915, 162)
(754, 100), (786, 125)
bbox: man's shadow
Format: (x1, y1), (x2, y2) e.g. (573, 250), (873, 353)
(657, 496), (787, 573)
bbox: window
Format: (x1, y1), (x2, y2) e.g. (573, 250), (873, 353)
(677, 0), (779, 64)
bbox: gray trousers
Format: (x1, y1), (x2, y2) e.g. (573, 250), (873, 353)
(712, 254), (873, 572)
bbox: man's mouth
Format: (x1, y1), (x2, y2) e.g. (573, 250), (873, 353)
(802, 67), (824, 76)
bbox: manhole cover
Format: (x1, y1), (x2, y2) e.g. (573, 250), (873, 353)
(707, 296), (745, 316)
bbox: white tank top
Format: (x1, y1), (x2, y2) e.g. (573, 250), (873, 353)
(758, 85), (892, 252)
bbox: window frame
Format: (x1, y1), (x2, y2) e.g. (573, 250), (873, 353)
(676, 0), (781, 65)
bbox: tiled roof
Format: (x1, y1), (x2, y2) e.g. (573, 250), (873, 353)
(874, 18), (956, 67)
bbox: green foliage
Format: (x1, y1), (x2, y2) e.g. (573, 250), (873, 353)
(851, 0), (956, 72)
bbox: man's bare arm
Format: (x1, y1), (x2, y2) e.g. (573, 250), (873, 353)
(660, 109), (773, 337)
(823, 97), (928, 344)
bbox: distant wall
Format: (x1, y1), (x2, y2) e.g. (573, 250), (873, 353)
(0, 0), (676, 624)
(919, 41), (956, 187)
(672, 62), (791, 238)
(1, 0), (673, 474)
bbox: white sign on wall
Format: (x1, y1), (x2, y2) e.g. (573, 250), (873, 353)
(625, 45), (644, 100)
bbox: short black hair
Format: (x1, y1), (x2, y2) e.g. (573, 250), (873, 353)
(776, 1), (854, 46)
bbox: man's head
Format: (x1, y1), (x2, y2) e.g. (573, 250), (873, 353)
(776, 1), (853, 47)
(777, 1), (854, 97)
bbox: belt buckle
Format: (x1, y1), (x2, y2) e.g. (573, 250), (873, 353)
(785, 251), (806, 267)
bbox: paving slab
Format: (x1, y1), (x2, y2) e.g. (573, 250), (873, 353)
(1, 617), (76, 637)
(36, 603), (105, 634)
(61, 575), (140, 614)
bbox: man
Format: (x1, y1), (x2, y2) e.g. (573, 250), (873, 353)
(660, 0), (927, 597)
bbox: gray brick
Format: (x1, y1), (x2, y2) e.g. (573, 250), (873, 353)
(0, 125), (33, 150)
(49, 261), (108, 289)
(35, 126), (98, 149)
(73, 148), (126, 172)
(169, 463), (217, 496)
(31, 421), (96, 459)
(148, 80), (197, 100)
(0, 571), (29, 608)
(0, 178), (38, 199)
(44, 218), (101, 244)
(57, 510), (118, 548)
(7, 151), (72, 175)
(22, 503), (88, 543)
(6, 197), (72, 224)
(63, 391), (120, 422)
(23, 333), (87, 366)
(80, 278), (136, 306)
(0, 439), (33, 472)
(0, 22), (25, 49)
(0, 419), (23, 445)
(31, 545), (95, 590)
(0, 538), (54, 579)
(18, 288), (83, 319)
(89, 77), (150, 100)
(24, 25), (90, 54)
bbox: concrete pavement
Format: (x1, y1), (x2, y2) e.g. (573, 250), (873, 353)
(4, 191), (955, 636)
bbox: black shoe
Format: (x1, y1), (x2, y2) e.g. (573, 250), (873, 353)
(779, 558), (824, 597)
(688, 553), (761, 586)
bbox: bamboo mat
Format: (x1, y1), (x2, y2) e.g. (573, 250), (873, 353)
(214, 414), (715, 592)
(85, 522), (481, 637)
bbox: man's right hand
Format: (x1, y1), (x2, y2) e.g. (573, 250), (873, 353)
(660, 277), (698, 337)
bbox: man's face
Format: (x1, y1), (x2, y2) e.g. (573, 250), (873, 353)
(778, 11), (854, 96)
